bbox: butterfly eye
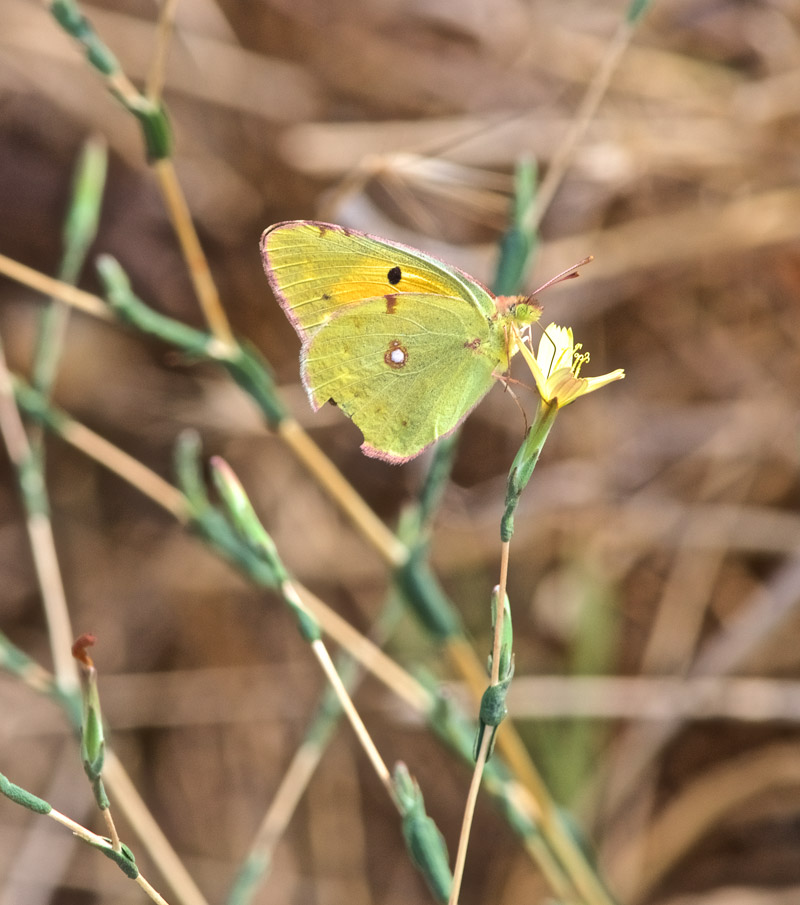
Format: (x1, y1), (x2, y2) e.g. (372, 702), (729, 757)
(387, 266), (402, 285)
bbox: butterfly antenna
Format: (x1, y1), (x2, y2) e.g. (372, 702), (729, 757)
(521, 256), (591, 374)
(530, 255), (593, 297)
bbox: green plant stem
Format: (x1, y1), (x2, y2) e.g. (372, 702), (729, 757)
(48, 0), (236, 348)
(1, 770), (174, 904)
(493, 158), (538, 296)
(32, 136), (107, 423)
(502, 400), (559, 542)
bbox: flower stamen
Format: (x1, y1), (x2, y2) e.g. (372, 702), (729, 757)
(572, 348), (590, 378)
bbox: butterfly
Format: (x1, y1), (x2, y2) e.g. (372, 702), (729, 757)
(261, 220), (553, 464)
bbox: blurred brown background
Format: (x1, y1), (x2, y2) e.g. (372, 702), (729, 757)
(2, 0), (800, 903)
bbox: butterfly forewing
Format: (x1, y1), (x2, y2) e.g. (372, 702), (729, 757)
(261, 221), (497, 342)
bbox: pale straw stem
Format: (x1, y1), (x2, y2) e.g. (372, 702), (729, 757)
(448, 730), (492, 905)
(146, 0), (181, 102)
(491, 540), (511, 685)
(278, 418), (408, 568)
(526, 20), (634, 233)
(310, 637), (394, 796)
(0, 253), (112, 320)
(152, 159), (235, 348)
(0, 337), (77, 691)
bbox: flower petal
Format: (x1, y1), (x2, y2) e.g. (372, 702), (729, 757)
(515, 322), (625, 407)
(536, 323), (573, 374)
(515, 328), (549, 395)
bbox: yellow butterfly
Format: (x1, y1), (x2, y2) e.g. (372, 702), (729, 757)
(261, 220), (545, 463)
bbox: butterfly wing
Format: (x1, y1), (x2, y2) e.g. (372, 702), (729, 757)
(301, 293), (507, 463)
(261, 220), (497, 342)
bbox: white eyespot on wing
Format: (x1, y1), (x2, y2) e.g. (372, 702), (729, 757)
(384, 340), (408, 369)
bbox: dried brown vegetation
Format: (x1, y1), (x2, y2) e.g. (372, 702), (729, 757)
(2, 1), (800, 904)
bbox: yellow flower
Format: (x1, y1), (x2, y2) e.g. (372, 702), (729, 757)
(515, 323), (625, 407)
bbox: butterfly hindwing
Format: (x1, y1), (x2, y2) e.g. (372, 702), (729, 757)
(301, 293), (507, 462)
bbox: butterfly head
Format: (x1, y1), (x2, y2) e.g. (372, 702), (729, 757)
(496, 296), (543, 327)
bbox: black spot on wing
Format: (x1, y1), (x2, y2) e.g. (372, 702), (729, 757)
(387, 265), (402, 285)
